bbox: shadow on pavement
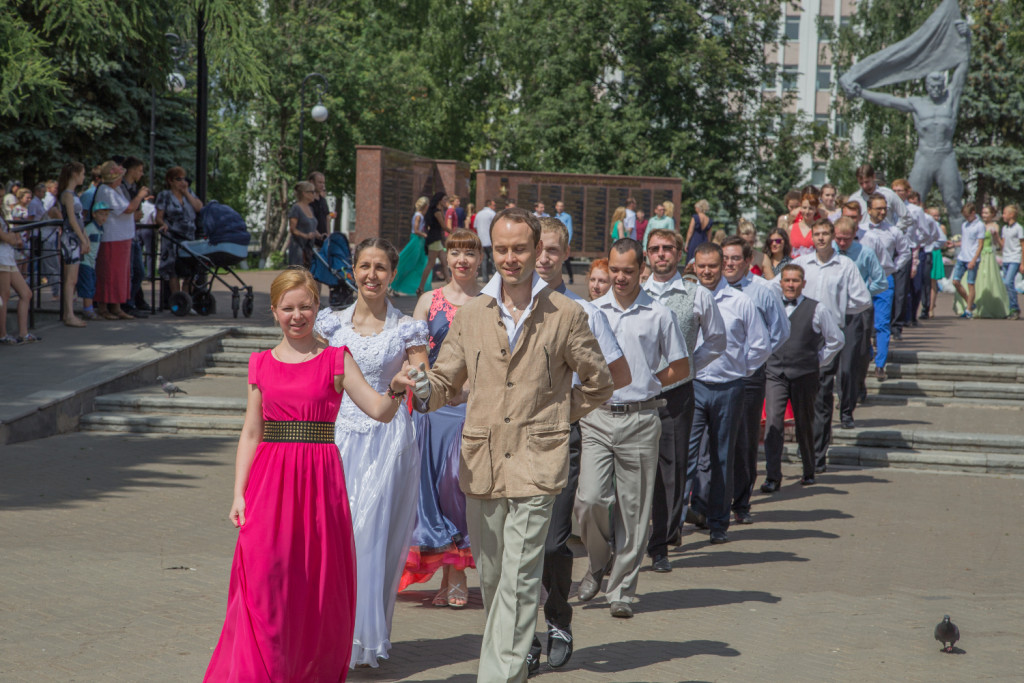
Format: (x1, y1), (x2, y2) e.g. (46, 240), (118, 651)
(0, 434), (232, 509)
(725, 527), (841, 542)
(348, 634), (483, 681)
(665, 549), (810, 569)
(570, 638), (740, 672)
(750, 508), (853, 523)
(581, 588), (780, 615)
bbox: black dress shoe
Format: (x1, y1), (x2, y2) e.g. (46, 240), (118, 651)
(577, 567), (604, 602)
(651, 555), (672, 573)
(760, 479), (780, 494)
(733, 511), (753, 525)
(709, 530), (728, 544)
(527, 635), (541, 676)
(800, 476), (816, 486)
(815, 465), (827, 474)
(546, 624), (573, 668)
(840, 417), (856, 430)
(609, 601), (633, 618)
(685, 508), (709, 529)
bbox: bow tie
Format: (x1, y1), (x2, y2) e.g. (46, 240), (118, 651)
(784, 298), (798, 307)
(729, 282), (743, 290)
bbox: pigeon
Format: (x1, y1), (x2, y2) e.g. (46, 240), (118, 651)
(157, 376), (188, 397)
(934, 615), (959, 653)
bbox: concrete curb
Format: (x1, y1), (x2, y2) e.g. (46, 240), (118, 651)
(0, 326), (233, 445)
(779, 444), (1024, 475)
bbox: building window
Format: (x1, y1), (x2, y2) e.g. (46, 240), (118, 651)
(834, 116), (849, 138)
(782, 65), (799, 91)
(785, 15), (801, 41)
(814, 113), (829, 131)
(811, 164), (827, 186)
(816, 66), (831, 91)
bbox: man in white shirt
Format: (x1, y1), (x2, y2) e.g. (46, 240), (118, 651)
(848, 163), (914, 232)
(643, 228), (726, 571)
(906, 190), (944, 322)
(951, 202), (985, 318)
(888, 179), (919, 338)
(575, 238), (690, 619)
(788, 218), (871, 472)
(762, 264), (844, 491)
(529, 218), (631, 670)
(475, 198), (496, 280)
(624, 197), (637, 239)
(688, 242), (771, 544)
(721, 236), (789, 524)
(1001, 204), (1023, 320)
(860, 194), (910, 378)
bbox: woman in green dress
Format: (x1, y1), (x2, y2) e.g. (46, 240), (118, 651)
(954, 205), (1009, 318)
(390, 196), (429, 296)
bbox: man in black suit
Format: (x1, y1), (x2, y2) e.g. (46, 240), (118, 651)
(761, 264), (845, 490)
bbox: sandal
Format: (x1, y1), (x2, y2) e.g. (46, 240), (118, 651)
(0, 335), (17, 345)
(17, 333), (42, 344)
(115, 311), (135, 320)
(431, 586), (450, 607)
(64, 318), (87, 328)
(98, 311), (118, 320)
(447, 575), (468, 609)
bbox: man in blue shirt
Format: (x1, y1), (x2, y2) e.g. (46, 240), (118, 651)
(554, 200), (574, 283)
(834, 217), (886, 429)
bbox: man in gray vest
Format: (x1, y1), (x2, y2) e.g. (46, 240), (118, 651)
(642, 229), (726, 568)
(762, 264), (845, 490)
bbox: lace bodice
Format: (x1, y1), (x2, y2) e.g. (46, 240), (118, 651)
(315, 302), (428, 432)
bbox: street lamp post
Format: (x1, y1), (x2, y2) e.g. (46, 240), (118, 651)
(297, 73), (329, 181)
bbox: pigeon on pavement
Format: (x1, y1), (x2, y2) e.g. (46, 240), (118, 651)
(157, 376), (188, 397)
(934, 615), (959, 652)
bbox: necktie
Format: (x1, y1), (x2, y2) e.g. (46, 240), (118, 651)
(784, 299), (798, 307)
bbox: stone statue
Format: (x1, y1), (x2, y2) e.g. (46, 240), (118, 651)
(839, 0), (971, 233)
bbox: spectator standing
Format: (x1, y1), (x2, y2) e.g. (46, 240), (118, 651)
(465, 203), (476, 234)
(454, 196), (466, 228)
(308, 171), (331, 237)
(445, 196), (462, 231)
(43, 180), (58, 213)
(417, 192), (450, 295)
(77, 201), (110, 320)
(391, 196), (430, 297)
(28, 182), (60, 300)
(610, 206), (627, 241)
(475, 198), (497, 281)
(2, 181), (20, 220)
(120, 157), (152, 316)
(80, 167), (102, 223)
(737, 219), (771, 276)
(684, 199), (713, 263)
(0, 214), (38, 344)
(94, 160), (148, 320)
(623, 197), (637, 239)
(156, 166), (205, 297)
(634, 209), (649, 250)
(56, 162), (89, 327)
(554, 200), (574, 283)
(532, 201), (549, 218)
(950, 203), (985, 318)
(1001, 205), (1023, 320)
(924, 206), (948, 319)
(287, 181), (322, 268)
(11, 188), (32, 220)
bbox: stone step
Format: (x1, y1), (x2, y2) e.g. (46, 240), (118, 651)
(201, 366), (248, 378)
(80, 413), (243, 435)
(219, 337), (276, 353)
(206, 351), (251, 367)
(886, 349), (1024, 368)
(831, 428), (1023, 455)
(867, 378), (1024, 401)
(882, 362), (1024, 384)
(94, 394), (246, 415)
(229, 326), (281, 340)
(779, 444), (1022, 475)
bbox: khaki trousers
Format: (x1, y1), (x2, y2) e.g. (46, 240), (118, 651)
(466, 494), (555, 683)
(575, 407), (661, 604)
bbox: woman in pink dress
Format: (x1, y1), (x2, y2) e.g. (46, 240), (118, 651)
(204, 268), (414, 682)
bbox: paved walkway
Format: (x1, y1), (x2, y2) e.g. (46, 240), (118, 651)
(1, 432), (1022, 680)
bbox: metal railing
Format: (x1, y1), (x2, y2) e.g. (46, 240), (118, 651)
(7, 219), (64, 329)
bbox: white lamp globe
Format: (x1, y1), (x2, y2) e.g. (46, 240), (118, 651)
(167, 72), (186, 93)
(311, 104), (328, 123)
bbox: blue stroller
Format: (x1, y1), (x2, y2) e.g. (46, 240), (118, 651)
(310, 232), (357, 309)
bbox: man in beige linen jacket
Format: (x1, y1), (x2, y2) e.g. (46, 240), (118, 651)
(412, 208), (613, 682)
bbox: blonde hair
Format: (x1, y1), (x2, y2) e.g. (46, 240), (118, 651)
(270, 267), (320, 309)
(610, 206), (627, 228)
(695, 199), (710, 214)
(294, 181), (315, 197)
(539, 216), (569, 249)
(415, 196), (428, 211)
(661, 200), (674, 217)
(711, 228), (727, 245)
(737, 218), (756, 236)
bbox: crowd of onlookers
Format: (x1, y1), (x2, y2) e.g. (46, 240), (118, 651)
(1, 157), (205, 344)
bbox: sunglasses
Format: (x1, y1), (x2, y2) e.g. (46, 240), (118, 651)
(769, 238), (784, 244)
(648, 245), (677, 253)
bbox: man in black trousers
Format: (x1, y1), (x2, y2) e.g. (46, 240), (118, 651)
(762, 264), (845, 490)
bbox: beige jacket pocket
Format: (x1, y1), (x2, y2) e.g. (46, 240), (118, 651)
(459, 425), (494, 495)
(526, 423), (570, 492)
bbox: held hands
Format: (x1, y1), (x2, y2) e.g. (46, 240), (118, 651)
(405, 362), (431, 400)
(230, 494), (246, 528)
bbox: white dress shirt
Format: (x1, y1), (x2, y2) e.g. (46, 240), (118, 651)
(782, 295), (845, 368)
(643, 271), (727, 381)
(475, 206), (496, 247)
(904, 203), (933, 249)
(958, 217), (986, 263)
(696, 278), (771, 384)
(919, 211), (946, 252)
(783, 250), (872, 328)
(593, 288), (688, 402)
(555, 283), (624, 365)
(849, 184), (913, 232)
(624, 208), (637, 239)
(730, 272), (790, 354)
(480, 272), (548, 352)
(860, 218), (911, 276)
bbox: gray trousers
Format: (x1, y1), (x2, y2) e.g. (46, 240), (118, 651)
(575, 407), (661, 604)
(467, 494), (554, 683)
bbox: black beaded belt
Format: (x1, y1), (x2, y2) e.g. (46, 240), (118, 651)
(598, 398), (667, 415)
(263, 420), (335, 443)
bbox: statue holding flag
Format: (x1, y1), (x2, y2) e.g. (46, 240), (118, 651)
(839, 0), (971, 233)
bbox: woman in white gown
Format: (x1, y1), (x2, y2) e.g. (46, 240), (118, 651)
(314, 239), (429, 668)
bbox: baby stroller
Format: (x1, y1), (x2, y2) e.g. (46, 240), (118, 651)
(162, 201), (255, 318)
(310, 232), (357, 310)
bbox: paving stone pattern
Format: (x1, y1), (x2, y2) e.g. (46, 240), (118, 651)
(2, 433), (1023, 681)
